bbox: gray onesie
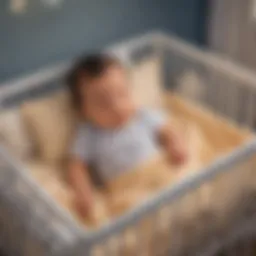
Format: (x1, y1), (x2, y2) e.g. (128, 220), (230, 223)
(70, 109), (166, 181)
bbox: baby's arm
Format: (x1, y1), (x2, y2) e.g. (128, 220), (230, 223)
(69, 124), (95, 218)
(68, 158), (94, 218)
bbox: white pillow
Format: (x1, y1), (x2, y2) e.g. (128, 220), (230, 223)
(21, 90), (77, 164)
(0, 108), (33, 160)
(130, 56), (164, 109)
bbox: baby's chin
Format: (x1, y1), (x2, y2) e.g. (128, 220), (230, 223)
(119, 108), (138, 126)
(105, 109), (137, 129)
(115, 117), (132, 128)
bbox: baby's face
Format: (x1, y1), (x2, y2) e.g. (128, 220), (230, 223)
(81, 65), (135, 129)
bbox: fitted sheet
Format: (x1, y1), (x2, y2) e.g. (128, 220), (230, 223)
(23, 93), (250, 228)
(22, 93), (252, 255)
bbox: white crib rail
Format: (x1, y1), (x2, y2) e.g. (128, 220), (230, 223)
(0, 32), (159, 102)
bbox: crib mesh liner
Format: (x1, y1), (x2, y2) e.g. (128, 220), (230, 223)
(0, 32), (256, 256)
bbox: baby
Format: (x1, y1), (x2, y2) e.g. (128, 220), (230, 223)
(67, 54), (187, 218)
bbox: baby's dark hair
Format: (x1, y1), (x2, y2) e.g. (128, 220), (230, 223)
(66, 53), (120, 109)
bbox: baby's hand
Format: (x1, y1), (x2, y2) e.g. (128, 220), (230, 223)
(158, 124), (189, 166)
(170, 142), (188, 165)
(76, 194), (94, 219)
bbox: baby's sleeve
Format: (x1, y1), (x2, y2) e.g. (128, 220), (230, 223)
(141, 108), (168, 133)
(70, 124), (93, 162)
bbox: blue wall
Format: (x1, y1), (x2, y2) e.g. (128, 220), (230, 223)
(0, 0), (207, 83)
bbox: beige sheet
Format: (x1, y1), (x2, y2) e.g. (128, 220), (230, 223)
(23, 92), (255, 255)
(24, 94), (251, 230)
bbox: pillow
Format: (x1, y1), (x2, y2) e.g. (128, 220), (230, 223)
(21, 90), (77, 164)
(0, 108), (33, 160)
(130, 56), (164, 109)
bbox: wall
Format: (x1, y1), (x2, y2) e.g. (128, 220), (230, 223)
(0, 0), (207, 83)
(209, 0), (256, 70)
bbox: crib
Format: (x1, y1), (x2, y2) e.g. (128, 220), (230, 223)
(1, 32), (256, 256)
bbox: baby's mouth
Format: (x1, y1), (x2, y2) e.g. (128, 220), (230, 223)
(115, 113), (132, 127)
(114, 107), (136, 128)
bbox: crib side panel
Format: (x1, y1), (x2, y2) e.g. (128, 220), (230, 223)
(157, 34), (256, 130)
(0, 147), (83, 256)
